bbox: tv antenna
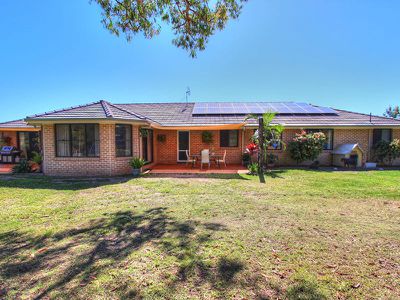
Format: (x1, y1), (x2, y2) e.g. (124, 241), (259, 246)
(185, 87), (191, 104)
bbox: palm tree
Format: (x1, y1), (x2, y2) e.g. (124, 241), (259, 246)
(245, 112), (285, 173)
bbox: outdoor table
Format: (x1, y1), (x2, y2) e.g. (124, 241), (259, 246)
(189, 153), (223, 167)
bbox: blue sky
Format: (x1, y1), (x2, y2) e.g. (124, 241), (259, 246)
(1, 0), (400, 122)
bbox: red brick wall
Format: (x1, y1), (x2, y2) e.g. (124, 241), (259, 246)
(242, 128), (383, 166)
(41, 126), (400, 176)
(153, 129), (177, 164)
(189, 130), (243, 164)
(42, 124), (140, 176)
(153, 128), (400, 167)
(153, 129), (244, 164)
(333, 129), (371, 164)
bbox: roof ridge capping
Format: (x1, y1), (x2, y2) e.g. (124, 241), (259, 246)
(26, 100), (105, 119)
(0, 118), (25, 125)
(107, 102), (148, 120)
(333, 108), (400, 122)
(99, 100), (114, 118)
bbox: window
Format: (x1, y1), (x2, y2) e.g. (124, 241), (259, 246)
(373, 129), (392, 145)
(306, 129), (334, 150)
(115, 124), (132, 157)
(55, 124), (100, 157)
(220, 130), (239, 147)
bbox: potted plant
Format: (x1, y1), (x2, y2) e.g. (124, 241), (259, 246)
(140, 128), (149, 137)
(201, 131), (213, 144)
(242, 152), (251, 167)
(157, 134), (166, 143)
(129, 157), (145, 177)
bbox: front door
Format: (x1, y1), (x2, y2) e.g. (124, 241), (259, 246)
(177, 131), (189, 162)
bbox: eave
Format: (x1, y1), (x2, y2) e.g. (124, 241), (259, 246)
(150, 123), (246, 130)
(0, 127), (40, 132)
(244, 123), (400, 129)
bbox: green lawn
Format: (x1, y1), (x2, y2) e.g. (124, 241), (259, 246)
(0, 170), (399, 299)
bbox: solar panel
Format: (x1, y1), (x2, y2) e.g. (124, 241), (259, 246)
(316, 106), (337, 114)
(192, 102), (337, 115)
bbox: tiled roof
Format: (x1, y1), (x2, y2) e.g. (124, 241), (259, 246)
(116, 103), (400, 127)
(17, 100), (400, 128)
(26, 100), (146, 121)
(0, 119), (35, 129)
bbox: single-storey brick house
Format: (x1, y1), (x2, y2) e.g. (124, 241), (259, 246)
(1, 100), (399, 176)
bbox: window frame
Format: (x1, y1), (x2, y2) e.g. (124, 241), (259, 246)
(220, 130), (239, 148)
(55, 124), (100, 158)
(373, 129), (393, 145)
(305, 128), (334, 150)
(115, 124), (133, 157)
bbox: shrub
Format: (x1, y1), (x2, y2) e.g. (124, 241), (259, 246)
(373, 139), (400, 165)
(288, 130), (326, 164)
(31, 151), (42, 165)
(247, 162), (258, 175)
(12, 159), (32, 174)
(129, 157), (146, 169)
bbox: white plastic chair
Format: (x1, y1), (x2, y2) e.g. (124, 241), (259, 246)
(216, 150), (227, 168)
(200, 149), (210, 169)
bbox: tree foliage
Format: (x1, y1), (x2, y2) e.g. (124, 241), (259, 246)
(384, 105), (400, 119)
(93, 0), (246, 57)
(288, 130), (326, 164)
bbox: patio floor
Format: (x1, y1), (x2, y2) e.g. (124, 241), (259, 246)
(148, 163), (248, 174)
(0, 164), (14, 174)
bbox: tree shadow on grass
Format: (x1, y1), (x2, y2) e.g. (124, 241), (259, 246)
(264, 169), (287, 178)
(150, 173), (250, 180)
(0, 173), (250, 192)
(0, 208), (273, 299)
(285, 279), (328, 300)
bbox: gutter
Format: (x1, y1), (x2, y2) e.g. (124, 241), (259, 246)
(244, 124), (400, 129)
(150, 123), (246, 130)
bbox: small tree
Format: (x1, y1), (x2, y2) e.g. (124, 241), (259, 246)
(288, 130), (326, 164)
(384, 105), (400, 119)
(245, 112), (285, 177)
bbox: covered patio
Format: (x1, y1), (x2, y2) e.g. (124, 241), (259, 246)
(147, 163), (248, 175)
